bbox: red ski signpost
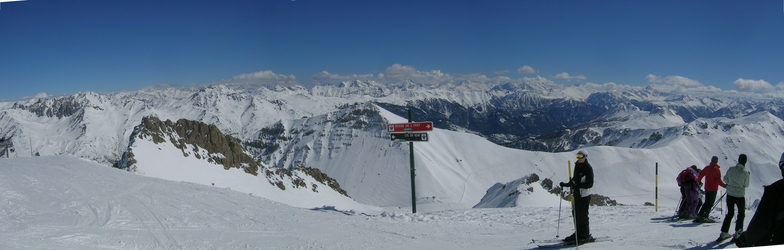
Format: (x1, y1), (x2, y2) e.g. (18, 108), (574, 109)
(385, 114), (435, 214)
(387, 121), (433, 133)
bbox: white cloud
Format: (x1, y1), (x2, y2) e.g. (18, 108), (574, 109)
(306, 64), (522, 87)
(309, 71), (376, 84)
(230, 70), (299, 86)
(646, 74), (702, 88)
(459, 73), (512, 85)
(33, 92), (48, 99)
(517, 65), (536, 74)
(645, 74), (660, 83)
(307, 64), (455, 86)
(143, 83), (187, 91)
(734, 78), (774, 92)
(382, 64), (454, 85)
(553, 72), (587, 81)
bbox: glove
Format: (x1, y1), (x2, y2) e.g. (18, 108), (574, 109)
(560, 181), (574, 187)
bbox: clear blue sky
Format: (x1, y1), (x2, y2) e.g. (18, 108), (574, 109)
(1, 0), (783, 100)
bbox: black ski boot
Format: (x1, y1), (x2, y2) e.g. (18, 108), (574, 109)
(575, 234), (595, 245)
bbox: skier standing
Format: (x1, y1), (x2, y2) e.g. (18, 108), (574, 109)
(718, 154), (750, 241)
(695, 156), (727, 223)
(734, 152), (784, 247)
(676, 165), (700, 219)
(559, 150), (595, 244)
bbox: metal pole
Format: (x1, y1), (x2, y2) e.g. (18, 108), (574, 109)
(674, 196), (683, 217)
(719, 190), (724, 215)
(557, 189), (563, 238)
(710, 192), (727, 215)
(656, 163), (659, 212)
(408, 109), (417, 214)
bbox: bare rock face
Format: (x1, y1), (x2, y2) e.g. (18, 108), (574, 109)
(121, 116), (260, 176)
(115, 116), (350, 198)
(13, 96), (84, 118)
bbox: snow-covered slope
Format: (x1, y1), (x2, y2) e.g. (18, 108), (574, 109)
(257, 103), (784, 211)
(4, 156), (781, 249)
(116, 115), (379, 213)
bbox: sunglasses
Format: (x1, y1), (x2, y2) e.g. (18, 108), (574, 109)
(576, 153), (585, 159)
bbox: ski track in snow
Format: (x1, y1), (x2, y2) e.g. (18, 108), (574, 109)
(2, 156), (776, 249)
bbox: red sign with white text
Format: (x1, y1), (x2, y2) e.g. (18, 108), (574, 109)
(387, 122), (433, 133)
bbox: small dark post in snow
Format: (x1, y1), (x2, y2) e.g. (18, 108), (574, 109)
(655, 162), (659, 212)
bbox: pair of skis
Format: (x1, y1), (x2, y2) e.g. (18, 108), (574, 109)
(701, 235), (735, 249)
(532, 236), (610, 249)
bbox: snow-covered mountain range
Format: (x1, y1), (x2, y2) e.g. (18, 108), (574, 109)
(1, 78), (784, 211)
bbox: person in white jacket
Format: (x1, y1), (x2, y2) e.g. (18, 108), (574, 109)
(718, 154), (751, 241)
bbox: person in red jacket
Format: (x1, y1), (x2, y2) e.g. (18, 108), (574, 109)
(694, 156), (727, 223)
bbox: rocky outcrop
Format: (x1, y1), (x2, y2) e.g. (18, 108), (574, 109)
(247, 102), (387, 169)
(120, 116), (260, 175)
(115, 116), (351, 198)
(12, 95), (86, 118)
(0, 136), (13, 158)
(475, 173), (621, 208)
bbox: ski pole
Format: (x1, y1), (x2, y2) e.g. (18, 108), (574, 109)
(557, 189), (563, 238)
(720, 190), (724, 216)
(674, 196), (683, 217)
(709, 192), (727, 215)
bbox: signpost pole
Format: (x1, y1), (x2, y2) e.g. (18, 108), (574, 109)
(408, 109), (417, 213)
(655, 163), (659, 212)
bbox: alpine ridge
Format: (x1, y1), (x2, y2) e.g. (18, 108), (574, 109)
(1, 79), (784, 209)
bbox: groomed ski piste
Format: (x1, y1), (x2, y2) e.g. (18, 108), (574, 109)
(2, 156), (782, 250)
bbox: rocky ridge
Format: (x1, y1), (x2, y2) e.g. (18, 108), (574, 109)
(116, 116), (349, 196)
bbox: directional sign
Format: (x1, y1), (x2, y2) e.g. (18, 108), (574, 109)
(387, 121), (433, 133)
(390, 133), (429, 142)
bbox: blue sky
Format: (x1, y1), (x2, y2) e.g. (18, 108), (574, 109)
(1, 0), (783, 100)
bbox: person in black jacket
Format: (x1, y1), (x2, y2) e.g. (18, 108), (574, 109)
(560, 150), (595, 244)
(735, 151), (784, 247)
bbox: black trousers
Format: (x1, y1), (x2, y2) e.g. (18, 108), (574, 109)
(721, 195), (745, 233)
(574, 195), (591, 238)
(698, 191), (717, 218)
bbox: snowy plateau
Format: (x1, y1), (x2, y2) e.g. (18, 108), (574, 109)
(1, 79), (784, 249)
